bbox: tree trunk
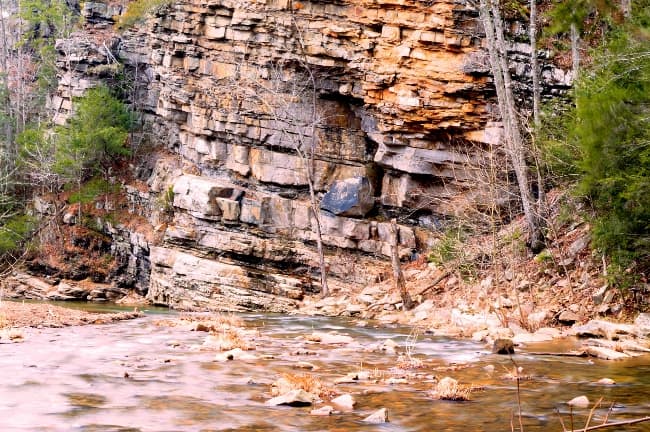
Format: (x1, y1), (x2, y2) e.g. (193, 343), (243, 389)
(309, 185), (329, 298)
(479, 0), (544, 252)
(529, 0), (541, 128)
(390, 219), (414, 310)
(570, 22), (580, 80)
(0, 0), (15, 177)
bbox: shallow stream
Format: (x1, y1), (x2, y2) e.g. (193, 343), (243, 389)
(2, 305), (650, 431)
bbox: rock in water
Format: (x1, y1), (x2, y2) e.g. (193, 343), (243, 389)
(331, 394), (356, 411)
(266, 389), (318, 407)
(320, 177), (374, 217)
(492, 338), (515, 355)
(307, 332), (354, 344)
(363, 408), (389, 423)
(567, 395), (590, 408)
(214, 348), (258, 362)
(583, 345), (629, 360)
(310, 405), (334, 416)
(596, 378), (616, 385)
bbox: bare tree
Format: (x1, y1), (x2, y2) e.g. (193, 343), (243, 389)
(228, 58), (330, 297)
(529, 0), (541, 128)
(478, 0), (544, 251)
(390, 218), (414, 310)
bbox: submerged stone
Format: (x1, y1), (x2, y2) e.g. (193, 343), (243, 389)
(310, 405), (334, 416)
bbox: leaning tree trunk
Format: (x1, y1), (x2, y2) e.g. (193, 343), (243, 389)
(390, 219), (414, 310)
(479, 0), (544, 252)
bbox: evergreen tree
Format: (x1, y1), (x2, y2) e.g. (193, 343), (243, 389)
(54, 85), (132, 187)
(571, 2), (650, 284)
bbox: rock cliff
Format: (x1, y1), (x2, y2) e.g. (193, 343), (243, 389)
(48, 0), (570, 311)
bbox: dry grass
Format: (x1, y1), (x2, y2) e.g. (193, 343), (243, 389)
(502, 365), (533, 381)
(182, 313), (245, 332)
(0, 312), (9, 329)
(271, 373), (335, 399)
(155, 313), (245, 333)
(0, 328), (24, 341)
(203, 328), (254, 351)
(0, 304), (25, 341)
(395, 328), (426, 369)
(429, 377), (473, 401)
(396, 354), (425, 369)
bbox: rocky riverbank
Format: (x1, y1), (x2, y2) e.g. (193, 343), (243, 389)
(4, 194), (650, 359)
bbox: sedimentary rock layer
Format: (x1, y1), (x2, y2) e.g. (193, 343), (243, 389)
(48, 0), (570, 311)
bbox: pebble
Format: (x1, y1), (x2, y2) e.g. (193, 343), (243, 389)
(567, 395), (590, 408)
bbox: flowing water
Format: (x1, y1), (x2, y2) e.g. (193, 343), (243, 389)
(1, 304), (650, 431)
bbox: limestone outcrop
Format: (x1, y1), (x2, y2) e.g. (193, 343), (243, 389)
(47, 0), (570, 311)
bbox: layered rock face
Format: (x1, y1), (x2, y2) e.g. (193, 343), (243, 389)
(50, 0), (570, 311)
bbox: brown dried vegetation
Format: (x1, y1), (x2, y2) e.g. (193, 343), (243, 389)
(271, 373), (335, 400)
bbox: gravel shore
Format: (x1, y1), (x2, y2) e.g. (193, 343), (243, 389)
(0, 301), (143, 328)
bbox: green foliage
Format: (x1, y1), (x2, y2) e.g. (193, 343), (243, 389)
(570, 4), (650, 284)
(55, 85), (133, 186)
(539, 100), (581, 182)
(0, 215), (38, 255)
(20, 0), (76, 92)
(69, 177), (120, 204)
(534, 249), (553, 265)
(544, 0), (615, 35)
(20, 0), (73, 41)
(428, 228), (477, 280)
(428, 229), (464, 266)
(156, 185), (175, 214)
(17, 125), (58, 188)
(116, 0), (173, 30)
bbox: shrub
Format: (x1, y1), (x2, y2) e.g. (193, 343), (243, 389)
(429, 377), (472, 401)
(68, 177), (120, 205)
(0, 215), (38, 255)
(428, 227), (476, 279)
(116, 0), (173, 30)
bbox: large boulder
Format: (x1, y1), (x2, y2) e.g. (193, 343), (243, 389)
(320, 177), (374, 217)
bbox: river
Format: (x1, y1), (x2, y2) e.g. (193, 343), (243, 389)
(1, 305), (650, 431)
